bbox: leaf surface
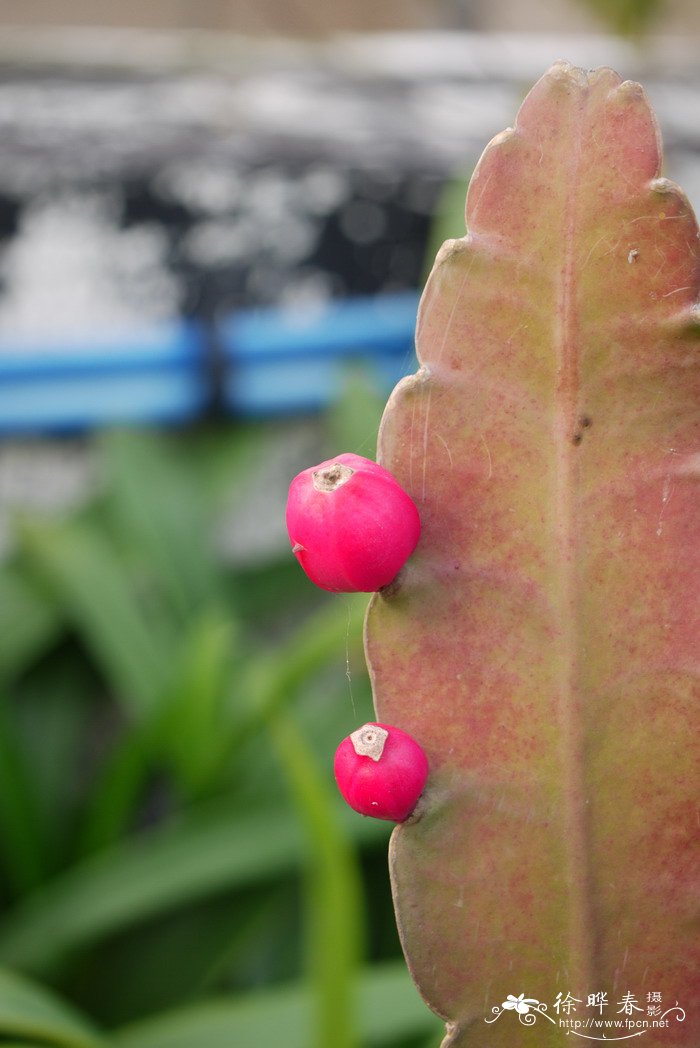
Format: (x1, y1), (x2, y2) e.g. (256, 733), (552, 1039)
(267, 708), (363, 1048)
(111, 961), (440, 1048)
(0, 966), (103, 1048)
(365, 62), (699, 1046)
(19, 520), (170, 720)
(0, 800), (385, 977)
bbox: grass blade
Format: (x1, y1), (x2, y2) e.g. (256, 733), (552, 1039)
(0, 966), (104, 1048)
(76, 731), (152, 857)
(267, 709), (363, 1048)
(0, 565), (61, 684)
(0, 800), (386, 977)
(19, 519), (170, 720)
(99, 429), (222, 618)
(232, 595), (366, 751)
(0, 697), (45, 894)
(111, 961), (439, 1048)
(157, 615), (236, 797)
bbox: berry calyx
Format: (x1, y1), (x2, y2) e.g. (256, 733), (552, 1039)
(334, 722), (429, 822)
(285, 453), (420, 592)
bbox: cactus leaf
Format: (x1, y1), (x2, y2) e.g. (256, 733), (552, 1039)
(365, 62), (699, 1047)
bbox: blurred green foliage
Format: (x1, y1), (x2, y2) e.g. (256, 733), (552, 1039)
(0, 378), (442, 1047)
(575, 0), (664, 38)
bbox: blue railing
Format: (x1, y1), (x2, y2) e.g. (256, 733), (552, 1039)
(0, 291), (420, 434)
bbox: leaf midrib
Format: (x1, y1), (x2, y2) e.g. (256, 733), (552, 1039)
(552, 80), (596, 997)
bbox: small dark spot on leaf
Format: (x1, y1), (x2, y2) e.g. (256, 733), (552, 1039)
(580, 415), (592, 428)
(572, 432), (583, 446)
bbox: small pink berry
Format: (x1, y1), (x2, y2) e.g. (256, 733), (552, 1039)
(285, 453), (420, 592)
(334, 722), (429, 822)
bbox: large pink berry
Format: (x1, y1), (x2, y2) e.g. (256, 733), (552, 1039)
(334, 722), (429, 822)
(285, 453), (420, 592)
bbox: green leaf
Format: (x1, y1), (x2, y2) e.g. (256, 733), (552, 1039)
(111, 961), (439, 1048)
(232, 595), (366, 750)
(157, 615), (236, 797)
(0, 800), (386, 977)
(193, 889), (299, 994)
(13, 655), (99, 873)
(0, 697), (45, 894)
(19, 519), (171, 720)
(267, 710), (363, 1048)
(0, 804), (296, 976)
(98, 429), (222, 618)
(79, 592), (361, 853)
(366, 63), (700, 1045)
(62, 891), (295, 1027)
(0, 966), (103, 1048)
(76, 731), (152, 857)
(0, 565), (61, 684)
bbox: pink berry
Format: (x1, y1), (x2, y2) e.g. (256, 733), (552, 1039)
(285, 453), (420, 592)
(334, 722), (429, 822)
